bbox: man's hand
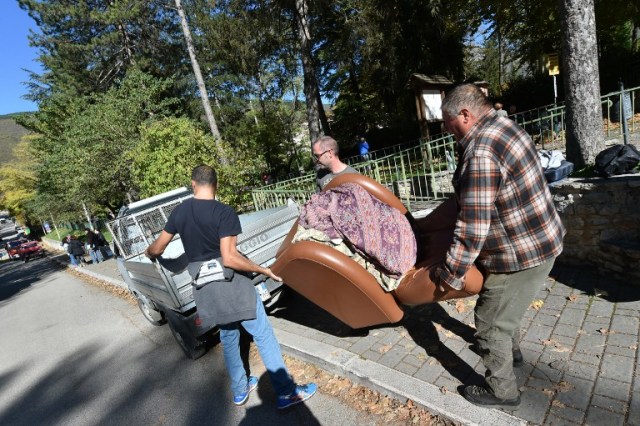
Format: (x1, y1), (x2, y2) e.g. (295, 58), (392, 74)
(429, 266), (452, 292)
(262, 267), (282, 282)
(144, 248), (156, 260)
(145, 230), (173, 260)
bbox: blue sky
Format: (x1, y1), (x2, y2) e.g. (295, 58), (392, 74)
(0, 1), (41, 115)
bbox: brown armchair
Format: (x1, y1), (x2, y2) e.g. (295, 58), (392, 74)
(270, 173), (483, 329)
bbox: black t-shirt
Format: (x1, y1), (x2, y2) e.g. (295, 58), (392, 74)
(164, 198), (242, 262)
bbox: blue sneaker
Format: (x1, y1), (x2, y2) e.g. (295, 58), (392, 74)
(233, 376), (258, 406)
(276, 383), (317, 410)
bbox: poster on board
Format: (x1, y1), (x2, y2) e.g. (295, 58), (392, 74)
(422, 90), (443, 121)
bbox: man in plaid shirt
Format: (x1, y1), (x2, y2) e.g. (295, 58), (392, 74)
(435, 84), (565, 409)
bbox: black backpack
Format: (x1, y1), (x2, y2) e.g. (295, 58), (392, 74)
(594, 144), (640, 177)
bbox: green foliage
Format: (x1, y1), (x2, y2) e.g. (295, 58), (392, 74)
(318, 0), (467, 145)
(0, 134), (39, 223)
(132, 116), (266, 210)
(25, 69), (179, 220)
(18, 0), (187, 101)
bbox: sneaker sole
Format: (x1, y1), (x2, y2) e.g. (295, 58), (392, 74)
(464, 395), (521, 410)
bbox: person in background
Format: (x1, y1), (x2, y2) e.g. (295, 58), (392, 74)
(93, 228), (110, 260)
(85, 228), (102, 264)
(313, 136), (358, 191)
(358, 136), (370, 161)
(67, 235), (87, 268)
(145, 164), (317, 409)
(494, 102), (508, 117)
(437, 84), (565, 410)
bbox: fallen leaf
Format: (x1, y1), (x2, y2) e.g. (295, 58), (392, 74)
(530, 300), (544, 310)
(442, 330), (456, 339)
(378, 344), (392, 354)
(567, 294), (578, 302)
(597, 328), (610, 335)
(556, 381), (573, 392)
(542, 388), (556, 397)
(439, 386), (448, 394)
(455, 299), (468, 313)
(551, 400), (566, 408)
(542, 339), (556, 346)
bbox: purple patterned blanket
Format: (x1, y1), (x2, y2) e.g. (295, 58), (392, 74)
(298, 183), (416, 277)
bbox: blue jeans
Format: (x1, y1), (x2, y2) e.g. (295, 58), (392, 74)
(89, 249), (100, 263)
(219, 292), (295, 397)
(68, 253), (79, 266)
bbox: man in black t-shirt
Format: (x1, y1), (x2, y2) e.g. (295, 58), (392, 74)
(145, 165), (316, 409)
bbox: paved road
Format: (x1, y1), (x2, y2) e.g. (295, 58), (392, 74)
(0, 257), (384, 426)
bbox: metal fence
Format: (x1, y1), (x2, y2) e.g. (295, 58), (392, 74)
(251, 134), (458, 211)
(106, 199), (186, 259)
(251, 85), (640, 211)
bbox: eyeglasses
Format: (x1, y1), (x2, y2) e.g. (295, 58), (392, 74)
(312, 149), (332, 161)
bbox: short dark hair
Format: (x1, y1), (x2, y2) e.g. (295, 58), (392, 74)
(191, 164), (218, 186)
(312, 136), (340, 155)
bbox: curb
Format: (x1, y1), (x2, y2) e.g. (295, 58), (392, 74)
(274, 329), (525, 426)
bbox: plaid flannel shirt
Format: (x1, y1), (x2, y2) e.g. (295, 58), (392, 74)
(436, 109), (566, 290)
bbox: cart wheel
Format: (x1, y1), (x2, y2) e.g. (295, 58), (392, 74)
(136, 297), (166, 326)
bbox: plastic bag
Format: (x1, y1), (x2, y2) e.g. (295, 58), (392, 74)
(594, 144), (640, 177)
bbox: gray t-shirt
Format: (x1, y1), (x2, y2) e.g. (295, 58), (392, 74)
(316, 165), (359, 191)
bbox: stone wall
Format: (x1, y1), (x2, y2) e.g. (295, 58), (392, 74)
(550, 175), (640, 282)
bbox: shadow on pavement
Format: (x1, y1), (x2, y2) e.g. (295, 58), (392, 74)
(552, 264), (640, 303)
(403, 303), (485, 386)
(0, 256), (66, 305)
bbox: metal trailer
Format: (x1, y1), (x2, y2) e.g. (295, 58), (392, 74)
(106, 188), (300, 359)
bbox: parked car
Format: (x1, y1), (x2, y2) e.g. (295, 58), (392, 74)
(18, 241), (45, 262)
(5, 239), (28, 260)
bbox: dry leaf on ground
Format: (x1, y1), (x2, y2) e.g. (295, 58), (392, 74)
(556, 381), (573, 392)
(378, 344), (393, 354)
(455, 300), (468, 313)
(551, 400), (566, 408)
(530, 300), (544, 310)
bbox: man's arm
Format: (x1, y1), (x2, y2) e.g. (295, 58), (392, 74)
(220, 235), (282, 282)
(145, 230), (174, 259)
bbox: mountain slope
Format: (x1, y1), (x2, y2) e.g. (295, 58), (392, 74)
(0, 115), (30, 165)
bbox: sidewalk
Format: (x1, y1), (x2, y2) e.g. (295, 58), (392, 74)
(55, 253), (640, 425)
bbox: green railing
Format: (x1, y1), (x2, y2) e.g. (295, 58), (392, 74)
(252, 134), (458, 211)
(252, 85), (640, 211)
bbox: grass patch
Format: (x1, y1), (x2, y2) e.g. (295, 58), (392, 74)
(44, 227), (112, 243)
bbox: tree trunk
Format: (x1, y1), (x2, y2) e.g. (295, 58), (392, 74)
(558, 0), (605, 168)
(174, 0), (227, 162)
(295, 0), (324, 146)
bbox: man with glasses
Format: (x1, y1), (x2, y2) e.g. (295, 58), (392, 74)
(435, 84), (565, 410)
(313, 136), (358, 191)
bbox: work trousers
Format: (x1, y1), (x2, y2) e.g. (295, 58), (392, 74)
(474, 258), (556, 399)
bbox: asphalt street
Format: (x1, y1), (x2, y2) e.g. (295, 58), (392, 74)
(0, 257), (386, 426)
